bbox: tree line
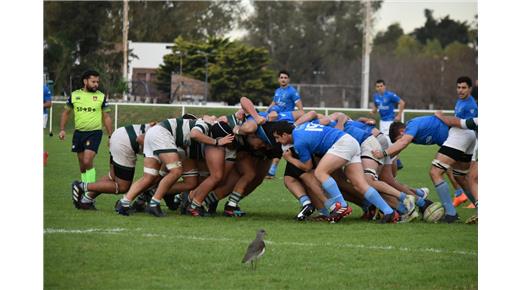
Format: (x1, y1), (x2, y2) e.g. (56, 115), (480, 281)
(44, 1), (477, 109)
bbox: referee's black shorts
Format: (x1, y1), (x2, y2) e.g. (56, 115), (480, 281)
(71, 130), (103, 153)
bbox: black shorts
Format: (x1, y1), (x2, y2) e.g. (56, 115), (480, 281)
(110, 155), (135, 181)
(72, 130), (103, 153)
(438, 145), (472, 163)
(284, 147), (316, 178)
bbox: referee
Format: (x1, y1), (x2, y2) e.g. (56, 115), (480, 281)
(59, 70), (113, 185)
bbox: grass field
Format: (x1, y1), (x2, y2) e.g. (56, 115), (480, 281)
(44, 128), (477, 289)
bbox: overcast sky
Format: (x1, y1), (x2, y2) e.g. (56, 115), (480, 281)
(230, 0), (478, 38)
(375, 0), (477, 33)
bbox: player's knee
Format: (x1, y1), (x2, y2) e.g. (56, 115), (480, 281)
(468, 169), (478, 183)
(118, 182), (131, 194)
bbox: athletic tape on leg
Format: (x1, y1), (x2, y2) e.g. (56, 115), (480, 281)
(432, 159), (450, 171)
(144, 167), (159, 176)
(166, 161), (182, 170)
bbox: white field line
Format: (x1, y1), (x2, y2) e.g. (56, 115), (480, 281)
(44, 228), (477, 257)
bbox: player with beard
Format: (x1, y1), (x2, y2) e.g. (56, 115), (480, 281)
(59, 70), (113, 187)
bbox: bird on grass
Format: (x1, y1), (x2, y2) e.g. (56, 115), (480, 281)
(242, 229), (267, 270)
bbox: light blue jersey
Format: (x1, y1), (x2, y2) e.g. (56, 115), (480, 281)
(345, 120), (374, 134)
(269, 86), (301, 113)
(44, 84), (52, 114)
(343, 123), (372, 144)
(373, 90), (400, 121)
(454, 96), (478, 119)
(293, 122), (346, 162)
(405, 116), (449, 146)
(247, 111), (295, 123)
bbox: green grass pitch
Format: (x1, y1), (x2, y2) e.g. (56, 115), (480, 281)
(44, 124), (477, 289)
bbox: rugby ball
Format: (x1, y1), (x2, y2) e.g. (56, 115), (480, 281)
(423, 202), (445, 223)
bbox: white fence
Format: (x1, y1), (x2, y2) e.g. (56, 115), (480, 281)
(48, 101), (453, 133)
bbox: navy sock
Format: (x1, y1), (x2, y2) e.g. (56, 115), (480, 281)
(364, 187), (393, 215)
(435, 181), (456, 216)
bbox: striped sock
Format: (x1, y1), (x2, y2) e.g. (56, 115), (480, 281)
(415, 188), (425, 198)
(204, 192), (219, 206)
(399, 192), (406, 202)
(227, 191), (242, 207)
(120, 197), (131, 207)
(298, 195), (311, 207)
(190, 200), (202, 209)
(150, 198), (161, 207)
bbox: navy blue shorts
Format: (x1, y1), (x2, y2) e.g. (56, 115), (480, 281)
(71, 130), (103, 153)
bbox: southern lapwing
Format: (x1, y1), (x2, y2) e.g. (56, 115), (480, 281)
(242, 229), (267, 270)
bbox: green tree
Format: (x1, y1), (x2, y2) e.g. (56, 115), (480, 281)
(128, 1), (244, 41)
(242, 1), (381, 83)
(44, 1), (243, 97)
(394, 35), (423, 57)
(156, 38), (277, 105)
(412, 9), (470, 48)
(373, 22), (404, 53)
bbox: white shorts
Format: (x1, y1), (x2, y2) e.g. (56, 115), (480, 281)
(110, 127), (137, 168)
(375, 133), (393, 165)
(442, 127), (477, 155)
(379, 120), (393, 136)
(43, 114), (49, 129)
(225, 147), (237, 161)
(360, 135), (384, 164)
(326, 134), (361, 164)
(472, 141), (478, 162)
(143, 125), (178, 162)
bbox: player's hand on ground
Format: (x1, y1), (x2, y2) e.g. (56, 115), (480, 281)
(59, 130), (66, 140)
(372, 150), (384, 159)
(217, 134), (234, 146)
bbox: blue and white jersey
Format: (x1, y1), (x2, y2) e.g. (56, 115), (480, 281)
(269, 85), (301, 113)
(44, 84), (52, 114)
(405, 116), (449, 146)
(373, 90), (400, 121)
(293, 122), (346, 162)
(454, 96), (478, 119)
